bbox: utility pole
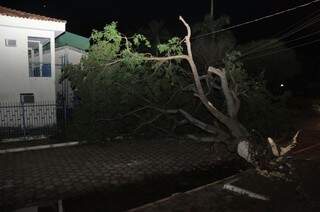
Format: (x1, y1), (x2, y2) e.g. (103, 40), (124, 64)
(210, 0), (214, 19)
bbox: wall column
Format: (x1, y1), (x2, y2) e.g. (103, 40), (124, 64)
(38, 42), (43, 77)
(50, 36), (56, 102)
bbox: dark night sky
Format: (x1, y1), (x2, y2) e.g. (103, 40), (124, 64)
(1, 0), (319, 41)
(2, 0), (320, 69)
(1, 0), (319, 84)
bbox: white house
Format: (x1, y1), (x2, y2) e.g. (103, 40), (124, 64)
(42, 32), (89, 106)
(0, 6), (66, 130)
(0, 5), (66, 102)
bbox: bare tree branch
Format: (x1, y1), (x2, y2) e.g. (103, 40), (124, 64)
(104, 59), (123, 67)
(151, 107), (229, 138)
(177, 17), (247, 137)
(144, 55), (189, 61)
(103, 16), (248, 138)
(280, 130), (300, 155)
(114, 82), (153, 105)
(133, 113), (164, 133)
(208, 67), (239, 119)
(231, 91), (241, 115)
(267, 130), (301, 157)
(97, 106), (150, 122)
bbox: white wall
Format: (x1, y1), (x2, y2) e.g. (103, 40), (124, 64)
(0, 25), (56, 102)
(0, 16), (65, 103)
(0, 15), (65, 128)
(56, 47), (85, 106)
(55, 46), (85, 87)
(32, 45), (85, 108)
(0, 26), (56, 127)
(41, 46), (85, 106)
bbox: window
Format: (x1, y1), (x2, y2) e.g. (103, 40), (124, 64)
(29, 64), (51, 77)
(42, 64), (52, 77)
(60, 54), (69, 66)
(5, 39), (17, 47)
(20, 93), (35, 104)
(28, 37), (51, 78)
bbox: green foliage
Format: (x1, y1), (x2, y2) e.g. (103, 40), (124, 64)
(63, 22), (195, 140)
(138, 20), (170, 52)
(157, 37), (183, 55)
(239, 85), (292, 137)
(222, 51), (293, 137)
(91, 22), (122, 44)
(132, 34), (151, 48)
(224, 51), (248, 91)
(63, 21), (293, 141)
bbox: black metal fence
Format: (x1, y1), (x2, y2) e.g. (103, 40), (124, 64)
(0, 101), (68, 139)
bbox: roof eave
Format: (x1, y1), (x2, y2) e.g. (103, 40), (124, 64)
(0, 14), (66, 37)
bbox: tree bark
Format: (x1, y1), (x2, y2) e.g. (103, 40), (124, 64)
(178, 17), (255, 163)
(107, 16), (254, 163)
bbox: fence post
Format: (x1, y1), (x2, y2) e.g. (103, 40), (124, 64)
(21, 101), (27, 140)
(63, 97), (67, 128)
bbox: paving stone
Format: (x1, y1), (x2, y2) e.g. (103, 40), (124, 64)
(0, 142), (232, 210)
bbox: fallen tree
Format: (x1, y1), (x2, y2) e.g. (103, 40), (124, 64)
(64, 17), (298, 165)
(145, 17), (253, 162)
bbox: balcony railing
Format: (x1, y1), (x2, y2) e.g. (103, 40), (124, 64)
(29, 63), (52, 77)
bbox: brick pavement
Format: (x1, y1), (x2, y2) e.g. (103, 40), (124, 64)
(129, 109), (320, 212)
(0, 141), (230, 210)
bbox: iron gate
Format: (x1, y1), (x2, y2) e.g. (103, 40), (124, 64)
(0, 101), (69, 140)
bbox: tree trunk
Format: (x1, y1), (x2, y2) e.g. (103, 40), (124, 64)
(141, 17), (254, 164)
(178, 17), (255, 163)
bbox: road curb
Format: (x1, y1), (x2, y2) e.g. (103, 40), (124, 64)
(0, 141), (80, 154)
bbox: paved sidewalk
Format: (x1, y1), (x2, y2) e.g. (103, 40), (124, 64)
(0, 141), (232, 211)
(0, 139), (65, 150)
(129, 110), (320, 212)
(129, 161), (320, 212)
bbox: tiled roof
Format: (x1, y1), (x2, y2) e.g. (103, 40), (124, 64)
(55, 32), (90, 51)
(0, 5), (66, 23)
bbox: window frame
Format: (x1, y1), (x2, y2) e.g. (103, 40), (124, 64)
(5, 39), (17, 47)
(20, 93), (35, 104)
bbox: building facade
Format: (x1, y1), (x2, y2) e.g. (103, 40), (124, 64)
(0, 6), (66, 131)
